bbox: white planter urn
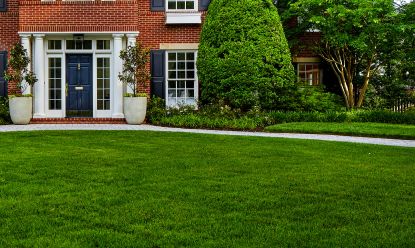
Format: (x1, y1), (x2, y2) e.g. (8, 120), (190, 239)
(9, 96), (33, 125)
(123, 96), (147, 125)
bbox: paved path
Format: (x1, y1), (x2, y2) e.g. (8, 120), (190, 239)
(1, 124), (415, 148)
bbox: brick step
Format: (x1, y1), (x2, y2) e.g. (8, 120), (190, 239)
(30, 118), (127, 124)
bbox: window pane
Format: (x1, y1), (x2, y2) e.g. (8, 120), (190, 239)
(166, 51), (198, 107)
(168, 62), (176, 70)
(168, 71), (177, 79)
(84, 40), (92, 49)
(186, 53), (195, 60)
(168, 81), (176, 89)
(168, 1), (176, 9)
(66, 40), (75, 50)
(187, 71), (194, 79)
(186, 1), (194, 9)
(96, 58), (111, 110)
(178, 62), (185, 70)
(177, 53), (185, 60)
(187, 62), (194, 70)
(177, 1), (186, 9)
(177, 81), (185, 88)
(97, 40), (110, 50)
(168, 53), (176, 60)
(48, 58), (62, 110)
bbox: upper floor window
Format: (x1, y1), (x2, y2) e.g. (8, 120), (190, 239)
(167, 0), (197, 11)
(297, 63), (321, 86)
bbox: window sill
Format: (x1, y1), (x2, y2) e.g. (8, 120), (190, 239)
(165, 12), (202, 25)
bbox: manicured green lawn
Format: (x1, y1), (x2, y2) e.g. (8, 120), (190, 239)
(0, 131), (414, 247)
(266, 122), (415, 139)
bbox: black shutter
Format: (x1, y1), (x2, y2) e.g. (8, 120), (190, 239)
(0, 0), (6, 12)
(0, 51), (7, 97)
(151, 0), (165, 11)
(199, 0), (211, 11)
(150, 50), (165, 99)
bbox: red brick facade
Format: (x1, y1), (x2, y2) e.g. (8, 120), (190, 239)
(17, 0), (204, 48)
(0, 1), (322, 118)
(0, 0), (19, 51)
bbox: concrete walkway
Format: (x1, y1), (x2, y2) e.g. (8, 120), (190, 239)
(1, 124), (415, 148)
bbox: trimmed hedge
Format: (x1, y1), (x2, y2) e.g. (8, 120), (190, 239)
(197, 0), (296, 111)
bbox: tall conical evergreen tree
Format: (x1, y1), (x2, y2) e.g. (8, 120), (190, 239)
(197, 0), (296, 111)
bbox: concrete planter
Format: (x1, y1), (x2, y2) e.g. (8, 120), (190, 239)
(123, 96), (147, 125)
(9, 97), (33, 125)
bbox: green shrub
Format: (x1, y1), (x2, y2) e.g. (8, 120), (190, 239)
(0, 97), (11, 125)
(197, 0), (296, 111)
(298, 86), (343, 112)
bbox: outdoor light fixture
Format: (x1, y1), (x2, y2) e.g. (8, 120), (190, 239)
(73, 34), (84, 41)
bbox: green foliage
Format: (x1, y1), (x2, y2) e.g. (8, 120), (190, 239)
(0, 97), (11, 125)
(298, 86), (343, 112)
(118, 42), (150, 97)
(284, 0), (406, 108)
(4, 43), (37, 96)
(197, 0), (296, 111)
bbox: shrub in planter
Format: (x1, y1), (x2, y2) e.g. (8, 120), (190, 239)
(4, 43), (37, 125)
(119, 42), (150, 124)
(197, 0), (296, 111)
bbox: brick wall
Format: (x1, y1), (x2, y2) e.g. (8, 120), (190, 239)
(0, 0), (19, 94)
(19, 0), (139, 32)
(0, 0), (19, 51)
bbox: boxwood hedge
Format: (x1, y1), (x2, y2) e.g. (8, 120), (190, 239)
(197, 0), (296, 111)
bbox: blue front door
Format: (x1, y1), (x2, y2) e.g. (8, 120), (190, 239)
(66, 54), (93, 117)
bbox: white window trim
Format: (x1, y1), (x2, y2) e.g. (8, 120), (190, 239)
(45, 54), (65, 118)
(165, 0), (198, 12)
(165, 50), (199, 108)
(43, 36), (117, 118)
(94, 55), (113, 118)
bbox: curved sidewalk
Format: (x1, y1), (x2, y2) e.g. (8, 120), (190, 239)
(1, 124), (415, 148)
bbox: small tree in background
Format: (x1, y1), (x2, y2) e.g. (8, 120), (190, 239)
(197, 0), (296, 111)
(4, 43), (37, 96)
(285, 0), (409, 109)
(119, 42), (150, 97)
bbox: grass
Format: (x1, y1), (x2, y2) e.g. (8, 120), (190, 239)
(0, 131), (414, 247)
(265, 122), (415, 139)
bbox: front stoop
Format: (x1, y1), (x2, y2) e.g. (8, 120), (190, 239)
(30, 118), (127, 124)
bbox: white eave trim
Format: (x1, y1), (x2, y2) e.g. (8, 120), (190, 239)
(165, 12), (202, 25)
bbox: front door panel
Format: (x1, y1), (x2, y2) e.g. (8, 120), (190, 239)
(66, 54), (93, 117)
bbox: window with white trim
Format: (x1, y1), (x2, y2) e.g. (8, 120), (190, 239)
(167, 51), (198, 107)
(97, 57), (111, 110)
(48, 58), (62, 110)
(297, 63), (321, 86)
(167, 0), (197, 10)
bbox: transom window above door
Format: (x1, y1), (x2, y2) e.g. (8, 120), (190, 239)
(167, 0), (197, 10)
(66, 40), (92, 50)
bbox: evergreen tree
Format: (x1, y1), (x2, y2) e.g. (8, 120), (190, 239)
(197, 0), (296, 111)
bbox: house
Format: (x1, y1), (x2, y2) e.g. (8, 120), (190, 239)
(0, 0), (324, 120)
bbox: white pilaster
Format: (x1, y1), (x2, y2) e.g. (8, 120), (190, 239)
(33, 34), (45, 118)
(20, 34), (31, 95)
(126, 33), (138, 47)
(112, 34), (124, 118)
(126, 33), (139, 94)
